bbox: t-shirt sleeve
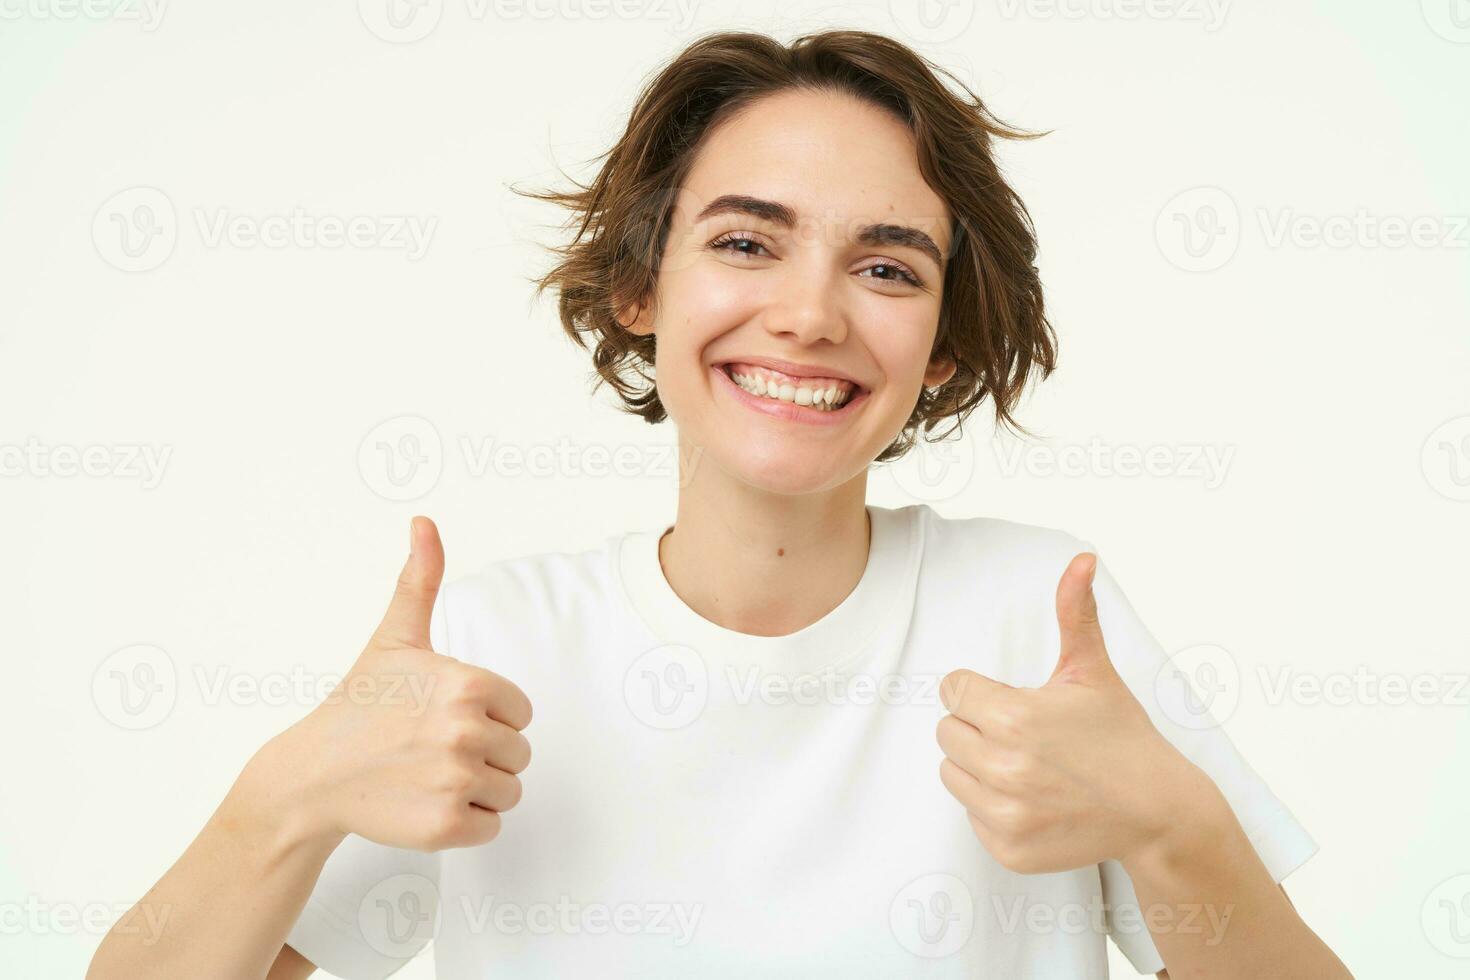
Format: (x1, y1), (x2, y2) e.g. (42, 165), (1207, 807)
(282, 583), (453, 978)
(1076, 542), (1319, 976)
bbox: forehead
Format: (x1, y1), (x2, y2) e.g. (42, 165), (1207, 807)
(678, 87), (951, 252)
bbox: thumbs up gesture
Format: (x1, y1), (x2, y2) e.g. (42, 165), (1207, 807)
(936, 552), (1197, 874)
(266, 517), (533, 852)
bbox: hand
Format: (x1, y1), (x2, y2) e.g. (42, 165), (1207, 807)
(266, 516), (533, 852)
(936, 552), (1199, 874)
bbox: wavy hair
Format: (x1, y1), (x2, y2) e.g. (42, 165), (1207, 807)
(517, 29), (1057, 462)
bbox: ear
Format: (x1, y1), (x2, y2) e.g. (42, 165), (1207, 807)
(614, 292), (655, 337)
(923, 355), (957, 388)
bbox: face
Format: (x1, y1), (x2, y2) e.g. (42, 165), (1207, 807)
(620, 87), (957, 496)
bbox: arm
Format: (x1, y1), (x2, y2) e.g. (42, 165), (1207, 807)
(1123, 770), (1350, 979)
(1153, 885), (1298, 980)
(86, 736), (338, 980)
(88, 518), (531, 980)
(937, 552), (1351, 980)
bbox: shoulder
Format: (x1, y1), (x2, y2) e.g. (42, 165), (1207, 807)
(912, 504), (1094, 586)
(446, 534), (618, 619)
(431, 531), (624, 662)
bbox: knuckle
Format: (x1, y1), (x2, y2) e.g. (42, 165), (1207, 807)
(442, 720), (480, 755)
(438, 761), (476, 797)
(500, 730), (533, 774)
(497, 772), (524, 811)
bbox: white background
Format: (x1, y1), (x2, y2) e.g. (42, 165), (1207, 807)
(2, 1), (1467, 976)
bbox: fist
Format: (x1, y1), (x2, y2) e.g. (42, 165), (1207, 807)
(277, 516), (533, 852)
(936, 552), (1197, 874)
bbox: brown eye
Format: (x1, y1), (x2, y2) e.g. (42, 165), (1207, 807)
(858, 261), (922, 287)
(709, 233), (770, 258)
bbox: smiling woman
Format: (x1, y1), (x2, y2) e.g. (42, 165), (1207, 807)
(517, 30), (1058, 465)
(87, 27), (1350, 980)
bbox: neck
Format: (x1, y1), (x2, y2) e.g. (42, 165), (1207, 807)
(657, 438), (872, 637)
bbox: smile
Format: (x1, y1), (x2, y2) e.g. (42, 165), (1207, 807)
(711, 362), (871, 425)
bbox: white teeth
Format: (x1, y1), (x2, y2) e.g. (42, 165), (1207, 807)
(729, 368), (852, 410)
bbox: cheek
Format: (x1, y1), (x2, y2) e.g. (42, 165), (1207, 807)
(853, 301), (941, 392)
(660, 262), (756, 349)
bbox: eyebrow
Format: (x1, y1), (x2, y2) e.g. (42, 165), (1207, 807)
(694, 194), (946, 271)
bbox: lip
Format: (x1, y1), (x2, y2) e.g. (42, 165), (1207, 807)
(711, 364), (870, 427)
(713, 355), (865, 390)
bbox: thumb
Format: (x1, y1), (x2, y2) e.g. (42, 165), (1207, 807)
(373, 515), (445, 649)
(1047, 551), (1111, 684)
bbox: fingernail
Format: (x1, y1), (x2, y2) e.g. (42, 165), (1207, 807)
(408, 517), (417, 556)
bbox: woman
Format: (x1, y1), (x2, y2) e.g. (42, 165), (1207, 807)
(88, 29), (1350, 979)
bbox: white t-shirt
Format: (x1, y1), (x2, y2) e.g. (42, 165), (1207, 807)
(286, 503), (1317, 978)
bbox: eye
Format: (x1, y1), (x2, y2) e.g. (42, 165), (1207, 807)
(857, 260), (924, 288)
(708, 232), (771, 259)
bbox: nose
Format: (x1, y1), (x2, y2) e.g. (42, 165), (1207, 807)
(757, 260), (849, 347)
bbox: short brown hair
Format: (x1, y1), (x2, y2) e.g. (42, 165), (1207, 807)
(518, 29), (1057, 462)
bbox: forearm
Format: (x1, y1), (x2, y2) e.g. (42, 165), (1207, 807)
(1121, 766), (1351, 979)
(87, 734), (343, 980)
